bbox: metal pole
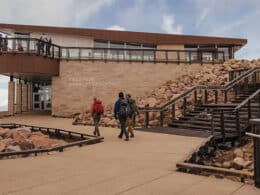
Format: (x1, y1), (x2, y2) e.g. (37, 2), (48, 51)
(145, 104), (149, 128)
(220, 110), (225, 141)
(236, 110), (241, 142)
(160, 111), (164, 127)
(248, 99), (251, 123)
(172, 104), (175, 121)
(194, 90), (197, 105)
(214, 90), (218, 104)
(249, 119), (260, 188)
(224, 90), (228, 103)
(204, 89), (208, 104)
(183, 97), (187, 115)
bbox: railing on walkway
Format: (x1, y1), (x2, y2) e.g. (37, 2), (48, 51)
(139, 67), (260, 137)
(229, 68), (250, 81)
(0, 37), (226, 64)
(0, 37), (61, 59)
(247, 119), (260, 188)
(60, 46), (225, 64)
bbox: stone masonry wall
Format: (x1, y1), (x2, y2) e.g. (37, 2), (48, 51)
(52, 60), (209, 117)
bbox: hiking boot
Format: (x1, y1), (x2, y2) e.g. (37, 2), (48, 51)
(118, 135), (122, 139)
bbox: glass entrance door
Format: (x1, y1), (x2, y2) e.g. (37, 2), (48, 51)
(32, 84), (51, 111)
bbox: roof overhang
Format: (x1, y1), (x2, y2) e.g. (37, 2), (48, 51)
(0, 23), (247, 48)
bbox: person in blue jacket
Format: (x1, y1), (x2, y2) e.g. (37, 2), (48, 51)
(114, 92), (129, 141)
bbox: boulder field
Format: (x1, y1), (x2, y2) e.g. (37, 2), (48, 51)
(73, 59), (260, 127)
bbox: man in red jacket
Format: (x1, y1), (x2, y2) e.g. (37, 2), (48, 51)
(91, 97), (104, 136)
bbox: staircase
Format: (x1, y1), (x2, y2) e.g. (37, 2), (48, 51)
(169, 83), (260, 139)
(141, 67), (260, 141)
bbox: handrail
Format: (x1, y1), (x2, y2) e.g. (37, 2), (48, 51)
(60, 46), (224, 53)
(233, 89), (260, 111)
(0, 37), (225, 63)
(225, 67), (258, 90)
(161, 86), (206, 109)
(140, 67), (260, 112)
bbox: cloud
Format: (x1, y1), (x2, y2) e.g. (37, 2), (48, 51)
(161, 15), (183, 34)
(0, 0), (116, 27)
(0, 88), (8, 111)
(0, 75), (9, 84)
(196, 7), (210, 27)
(106, 25), (126, 31)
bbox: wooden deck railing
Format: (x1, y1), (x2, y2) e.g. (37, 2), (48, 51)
(0, 38), (226, 64)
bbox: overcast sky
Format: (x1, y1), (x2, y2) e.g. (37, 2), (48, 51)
(0, 0), (259, 110)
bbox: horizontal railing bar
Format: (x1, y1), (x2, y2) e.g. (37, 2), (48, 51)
(246, 132), (260, 139)
(233, 89), (260, 111)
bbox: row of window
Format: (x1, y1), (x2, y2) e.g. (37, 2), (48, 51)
(94, 40), (156, 50)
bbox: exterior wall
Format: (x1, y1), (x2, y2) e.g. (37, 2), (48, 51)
(156, 45), (185, 61)
(31, 32), (94, 47)
(52, 60), (208, 117)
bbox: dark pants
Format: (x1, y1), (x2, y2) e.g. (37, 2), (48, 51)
(93, 115), (101, 136)
(119, 117), (129, 139)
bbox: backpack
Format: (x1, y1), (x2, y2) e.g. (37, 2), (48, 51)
(128, 99), (137, 115)
(94, 101), (104, 115)
(118, 99), (130, 119)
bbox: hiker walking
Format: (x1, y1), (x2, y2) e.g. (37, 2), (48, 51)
(114, 92), (129, 141)
(91, 97), (104, 136)
(126, 93), (139, 138)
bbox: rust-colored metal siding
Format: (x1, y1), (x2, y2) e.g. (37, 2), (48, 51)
(0, 23), (247, 46)
(0, 53), (59, 76)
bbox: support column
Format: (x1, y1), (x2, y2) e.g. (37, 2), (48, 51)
(27, 82), (32, 111)
(22, 81), (28, 112)
(8, 76), (15, 116)
(15, 80), (22, 114)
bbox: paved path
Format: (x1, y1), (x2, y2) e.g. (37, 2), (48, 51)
(0, 113), (259, 195)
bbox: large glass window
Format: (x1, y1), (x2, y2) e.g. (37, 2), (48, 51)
(94, 40), (108, 58)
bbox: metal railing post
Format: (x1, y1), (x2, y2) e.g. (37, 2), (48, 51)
(224, 90), (228, 103)
(248, 99), (251, 122)
(210, 113), (214, 136)
(248, 119), (260, 188)
(172, 104), (175, 121)
(145, 104), (149, 128)
(183, 97), (187, 115)
(204, 89), (208, 104)
(194, 89), (198, 105)
(236, 110), (241, 142)
(220, 110), (225, 141)
(214, 90), (218, 104)
(160, 111), (164, 127)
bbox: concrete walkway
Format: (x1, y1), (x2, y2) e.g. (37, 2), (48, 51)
(0, 113), (259, 195)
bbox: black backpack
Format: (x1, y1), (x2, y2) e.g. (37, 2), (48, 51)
(118, 99), (130, 119)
